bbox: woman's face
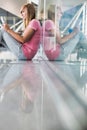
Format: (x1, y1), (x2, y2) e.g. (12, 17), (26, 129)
(20, 7), (28, 20)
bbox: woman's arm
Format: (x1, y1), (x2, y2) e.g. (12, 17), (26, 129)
(3, 23), (35, 44)
(49, 26), (78, 45)
(56, 26), (79, 45)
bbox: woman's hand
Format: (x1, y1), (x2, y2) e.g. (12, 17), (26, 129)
(2, 24), (10, 32)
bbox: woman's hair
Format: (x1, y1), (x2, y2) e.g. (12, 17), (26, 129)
(48, 5), (55, 20)
(20, 3), (36, 28)
(48, 5), (61, 21)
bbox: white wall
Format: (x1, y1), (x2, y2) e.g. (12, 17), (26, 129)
(0, 0), (86, 17)
(62, 0), (86, 11)
(0, 0), (27, 17)
(38, 0), (86, 12)
(31, 0), (39, 4)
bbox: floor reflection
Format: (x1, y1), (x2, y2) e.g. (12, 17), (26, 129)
(0, 60), (87, 130)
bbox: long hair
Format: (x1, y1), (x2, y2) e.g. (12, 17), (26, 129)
(48, 5), (62, 24)
(48, 5), (55, 21)
(20, 3), (36, 28)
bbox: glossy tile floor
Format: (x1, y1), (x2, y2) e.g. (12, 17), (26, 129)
(0, 59), (87, 130)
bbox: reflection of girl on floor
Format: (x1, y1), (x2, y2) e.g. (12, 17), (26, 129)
(0, 62), (41, 113)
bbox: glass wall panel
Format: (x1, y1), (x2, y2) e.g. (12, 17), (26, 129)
(39, 0), (87, 61)
(38, 0), (62, 60)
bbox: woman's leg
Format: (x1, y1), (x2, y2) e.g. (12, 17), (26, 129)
(2, 30), (26, 60)
(56, 33), (80, 60)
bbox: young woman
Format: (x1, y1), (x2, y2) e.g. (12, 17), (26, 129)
(0, 3), (41, 60)
(42, 5), (87, 60)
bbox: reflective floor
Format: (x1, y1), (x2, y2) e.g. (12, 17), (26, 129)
(0, 59), (87, 130)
